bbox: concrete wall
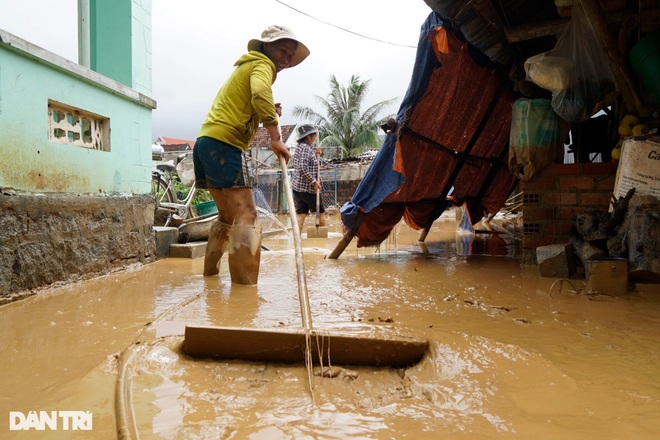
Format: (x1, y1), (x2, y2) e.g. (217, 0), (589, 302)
(0, 193), (156, 303)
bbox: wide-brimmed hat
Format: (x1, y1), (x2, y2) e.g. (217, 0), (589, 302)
(296, 124), (319, 141)
(248, 25), (310, 67)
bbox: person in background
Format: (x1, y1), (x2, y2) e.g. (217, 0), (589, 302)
(193, 25), (310, 284)
(292, 124), (326, 233)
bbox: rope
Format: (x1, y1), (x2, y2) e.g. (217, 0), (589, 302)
(280, 156), (317, 403)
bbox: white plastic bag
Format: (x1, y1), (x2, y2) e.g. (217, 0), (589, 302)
(176, 155), (196, 188)
(524, 0), (617, 122)
(525, 55), (574, 93)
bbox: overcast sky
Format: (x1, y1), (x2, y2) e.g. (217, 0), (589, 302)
(0, 0), (432, 142)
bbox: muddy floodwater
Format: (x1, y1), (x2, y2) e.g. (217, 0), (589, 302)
(1, 212), (659, 439)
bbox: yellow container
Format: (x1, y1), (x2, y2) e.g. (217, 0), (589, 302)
(586, 258), (628, 295)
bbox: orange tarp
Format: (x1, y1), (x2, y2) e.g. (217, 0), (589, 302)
(356, 30), (517, 248)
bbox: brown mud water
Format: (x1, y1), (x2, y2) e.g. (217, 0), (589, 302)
(1, 212), (659, 439)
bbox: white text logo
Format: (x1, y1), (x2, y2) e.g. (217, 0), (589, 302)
(9, 411), (92, 431)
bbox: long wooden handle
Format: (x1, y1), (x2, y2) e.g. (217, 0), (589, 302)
(280, 156), (314, 331)
(316, 155), (321, 226)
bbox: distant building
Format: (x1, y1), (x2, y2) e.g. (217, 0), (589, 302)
(155, 125), (330, 168)
(247, 125), (297, 168)
(154, 136), (195, 161)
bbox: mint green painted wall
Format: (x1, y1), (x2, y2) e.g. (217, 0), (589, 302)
(131, 0), (153, 96)
(90, 0), (132, 87)
(0, 46), (153, 195)
(87, 0), (152, 95)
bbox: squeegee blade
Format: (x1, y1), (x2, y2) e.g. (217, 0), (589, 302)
(183, 325), (428, 367)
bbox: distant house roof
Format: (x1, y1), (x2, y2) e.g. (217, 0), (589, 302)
(156, 136), (195, 152)
(249, 124), (297, 148)
(156, 126), (298, 154)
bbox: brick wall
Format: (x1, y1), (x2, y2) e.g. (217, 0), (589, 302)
(521, 162), (618, 265)
(336, 179), (362, 207)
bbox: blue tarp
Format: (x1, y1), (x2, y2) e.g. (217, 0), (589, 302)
(340, 12), (444, 231)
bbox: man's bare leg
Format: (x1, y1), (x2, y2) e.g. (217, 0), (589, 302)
(221, 188), (261, 285)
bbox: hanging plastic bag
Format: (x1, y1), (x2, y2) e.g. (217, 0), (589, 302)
(508, 98), (567, 181)
(524, 0), (617, 123)
(176, 155), (196, 188)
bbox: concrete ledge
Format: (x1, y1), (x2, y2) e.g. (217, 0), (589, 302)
(169, 242), (207, 259)
(0, 193), (156, 299)
(153, 226), (179, 259)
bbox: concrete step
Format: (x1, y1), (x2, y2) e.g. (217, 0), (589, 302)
(153, 226), (178, 259)
(169, 242), (207, 259)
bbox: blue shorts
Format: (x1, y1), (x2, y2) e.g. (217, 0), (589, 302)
(193, 136), (250, 189)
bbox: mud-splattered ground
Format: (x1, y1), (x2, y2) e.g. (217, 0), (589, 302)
(1, 211), (659, 439)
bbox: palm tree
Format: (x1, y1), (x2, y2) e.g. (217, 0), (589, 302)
(292, 75), (395, 158)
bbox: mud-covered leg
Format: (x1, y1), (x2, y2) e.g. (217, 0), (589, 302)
(203, 220), (230, 276)
(296, 213), (307, 232)
(228, 224), (262, 285)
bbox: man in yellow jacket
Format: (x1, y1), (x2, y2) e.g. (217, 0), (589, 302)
(193, 25), (309, 284)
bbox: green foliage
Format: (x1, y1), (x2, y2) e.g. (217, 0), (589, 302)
(192, 189), (212, 205)
(292, 75), (395, 158)
(173, 179), (212, 205)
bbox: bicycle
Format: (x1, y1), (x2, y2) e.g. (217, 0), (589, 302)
(151, 154), (213, 227)
(151, 153), (290, 245)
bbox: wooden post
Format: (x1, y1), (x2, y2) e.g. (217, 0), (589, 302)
(418, 226), (431, 243)
(504, 18), (569, 43)
(327, 211), (364, 259)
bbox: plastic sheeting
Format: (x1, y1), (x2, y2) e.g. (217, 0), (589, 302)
(339, 13), (444, 231)
(340, 12), (518, 248)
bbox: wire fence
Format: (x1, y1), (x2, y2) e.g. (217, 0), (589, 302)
(153, 153), (339, 231)
(252, 159), (338, 215)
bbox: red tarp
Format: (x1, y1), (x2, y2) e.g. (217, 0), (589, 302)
(355, 28), (518, 247)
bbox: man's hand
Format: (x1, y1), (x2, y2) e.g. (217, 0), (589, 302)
(272, 139), (291, 161)
(266, 123), (290, 161)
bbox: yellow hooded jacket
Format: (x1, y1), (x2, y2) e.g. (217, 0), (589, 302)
(198, 51), (279, 151)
